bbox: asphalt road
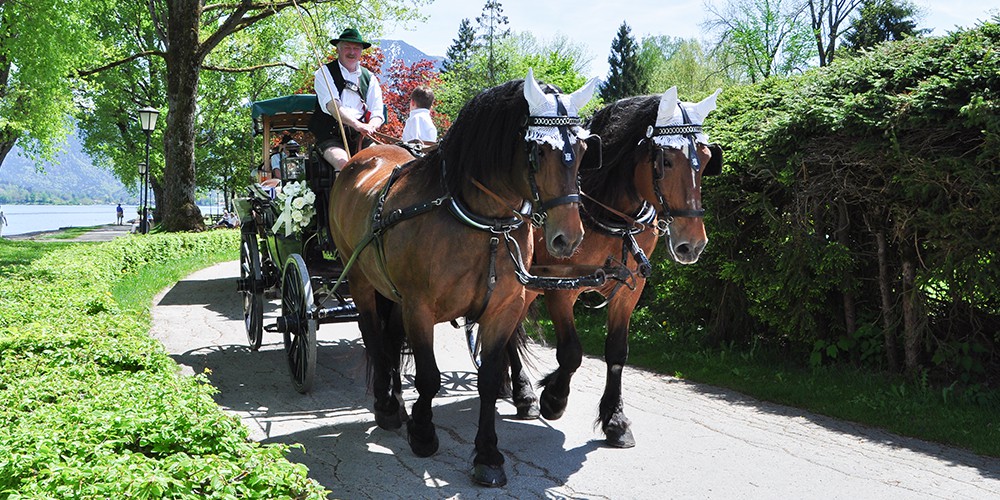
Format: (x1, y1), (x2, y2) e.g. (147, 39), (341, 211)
(151, 261), (1000, 499)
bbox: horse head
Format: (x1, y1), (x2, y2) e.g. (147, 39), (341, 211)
(522, 68), (599, 258)
(631, 87), (722, 264)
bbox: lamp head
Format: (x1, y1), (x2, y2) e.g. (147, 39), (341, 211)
(138, 106), (160, 132)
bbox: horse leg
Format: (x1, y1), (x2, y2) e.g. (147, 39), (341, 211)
(537, 292), (582, 421)
(356, 284), (407, 430)
(507, 323), (539, 419)
(472, 321), (515, 487)
(599, 292), (640, 448)
(401, 305), (440, 457)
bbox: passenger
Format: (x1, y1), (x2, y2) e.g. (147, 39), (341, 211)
(401, 85), (437, 145)
(308, 27), (384, 172)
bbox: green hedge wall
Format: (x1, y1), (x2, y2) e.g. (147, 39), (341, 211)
(644, 20), (1000, 385)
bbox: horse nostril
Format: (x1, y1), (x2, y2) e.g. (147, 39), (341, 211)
(675, 243), (692, 257)
(552, 234), (568, 252)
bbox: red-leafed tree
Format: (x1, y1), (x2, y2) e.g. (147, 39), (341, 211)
(380, 59), (449, 139)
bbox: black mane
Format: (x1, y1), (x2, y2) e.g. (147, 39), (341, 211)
(580, 95), (660, 205)
(436, 79), (530, 196)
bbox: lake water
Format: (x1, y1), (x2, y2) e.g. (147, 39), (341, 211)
(0, 204), (224, 237)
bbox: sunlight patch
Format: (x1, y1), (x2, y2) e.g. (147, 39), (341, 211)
(423, 471), (449, 488)
(366, 442), (395, 455)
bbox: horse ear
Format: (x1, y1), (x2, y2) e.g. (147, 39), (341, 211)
(656, 86), (679, 125)
(568, 77), (599, 112)
(695, 88), (722, 119)
(523, 68), (549, 113)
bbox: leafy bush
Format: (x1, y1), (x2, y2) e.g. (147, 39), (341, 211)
(643, 20), (1000, 386)
(0, 232), (329, 498)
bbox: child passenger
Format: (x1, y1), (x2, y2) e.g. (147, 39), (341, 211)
(400, 85), (437, 144)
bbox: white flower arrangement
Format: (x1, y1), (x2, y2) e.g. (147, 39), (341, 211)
(271, 181), (317, 237)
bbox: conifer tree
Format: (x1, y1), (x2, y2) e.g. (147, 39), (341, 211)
(442, 18), (478, 74)
(475, 0), (511, 85)
(600, 22), (649, 102)
(843, 0), (926, 53)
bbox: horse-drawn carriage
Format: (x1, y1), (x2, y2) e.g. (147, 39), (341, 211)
(234, 94), (358, 394)
(233, 76), (723, 486)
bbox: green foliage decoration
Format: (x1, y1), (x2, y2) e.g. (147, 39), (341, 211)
(0, 232), (328, 498)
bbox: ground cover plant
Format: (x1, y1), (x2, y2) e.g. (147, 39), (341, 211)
(0, 232), (328, 498)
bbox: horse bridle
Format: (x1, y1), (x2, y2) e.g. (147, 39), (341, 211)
(645, 104), (710, 232)
(524, 94), (584, 227)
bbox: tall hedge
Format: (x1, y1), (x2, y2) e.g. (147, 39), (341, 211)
(646, 19), (1000, 385)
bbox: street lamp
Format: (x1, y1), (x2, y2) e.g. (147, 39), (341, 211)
(138, 162), (148, 233)
(138, 106), (159, 234)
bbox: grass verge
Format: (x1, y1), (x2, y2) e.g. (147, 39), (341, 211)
(0, 232), (329, 499)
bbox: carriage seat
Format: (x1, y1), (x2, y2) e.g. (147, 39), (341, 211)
(307, 146), (336, 192)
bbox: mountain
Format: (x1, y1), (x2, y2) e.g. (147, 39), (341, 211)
(0, 132), (134, 205)
(375, 39), (444, 75)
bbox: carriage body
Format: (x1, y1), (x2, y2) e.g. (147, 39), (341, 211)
(235, 94), (357, 393)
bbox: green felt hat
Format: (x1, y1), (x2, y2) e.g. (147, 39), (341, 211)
(330, 28), (372, 49)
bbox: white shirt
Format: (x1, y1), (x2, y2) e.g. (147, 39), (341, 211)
(401, 108), (437, 143)
(314, 62), (384, 123)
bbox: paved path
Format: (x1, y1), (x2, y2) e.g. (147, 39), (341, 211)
(151, 261), (1000, 499)
(5, 223), (134, 242)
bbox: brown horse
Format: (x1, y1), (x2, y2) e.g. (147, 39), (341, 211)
(328, 70), (598, 487)
(505, 87), (723, 447)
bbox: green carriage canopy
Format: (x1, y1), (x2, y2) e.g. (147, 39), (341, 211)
(251, 94), (317, 136)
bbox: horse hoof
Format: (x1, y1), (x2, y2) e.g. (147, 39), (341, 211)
(406, 421), (439, 457)
(515, 401), (540, 420)
(374, 407), (406, 430)
(540, 397), (567, 420)
(605, 427), (636, 448)
(472, 464), (508, 487)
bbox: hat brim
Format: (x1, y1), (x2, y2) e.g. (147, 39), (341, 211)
(329, 38), (372, 49)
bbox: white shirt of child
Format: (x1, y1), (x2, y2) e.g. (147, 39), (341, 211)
(314, 62), (384, 122)
(401, 108), (437, 143)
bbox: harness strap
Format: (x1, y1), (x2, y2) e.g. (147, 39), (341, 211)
(469, 178), (534, 227)
(466, 236), (500, 325)
(501, 232), (609, 290)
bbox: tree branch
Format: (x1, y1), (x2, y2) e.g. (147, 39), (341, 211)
(77, 51), (166, 77)
(202, 61), (300, 73)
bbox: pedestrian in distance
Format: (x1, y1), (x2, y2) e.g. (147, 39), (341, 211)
(116, 203), (124, 225)
(0, 209), (7, 238)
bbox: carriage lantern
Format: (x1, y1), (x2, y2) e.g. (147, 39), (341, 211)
(282, 140), (306, 181)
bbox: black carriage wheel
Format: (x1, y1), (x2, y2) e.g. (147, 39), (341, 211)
(281, 254), (317, 394)
(240, 229), (264, 351)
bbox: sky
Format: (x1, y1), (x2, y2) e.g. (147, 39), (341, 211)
(379, 0), (1000, 79)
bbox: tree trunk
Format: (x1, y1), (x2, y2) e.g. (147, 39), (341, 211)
(876, 230), (899, 372)
(901, 256), (921, 375)
(836, 199), (856, 340)
(162, 0), (205, 232)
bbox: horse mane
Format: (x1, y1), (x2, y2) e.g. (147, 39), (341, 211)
(581, 94), (660, 204)
(437, 79), (532, 197)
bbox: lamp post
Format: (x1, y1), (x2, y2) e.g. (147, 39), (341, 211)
(138, 162), (148, 233)
(138, 106), (159, 234)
